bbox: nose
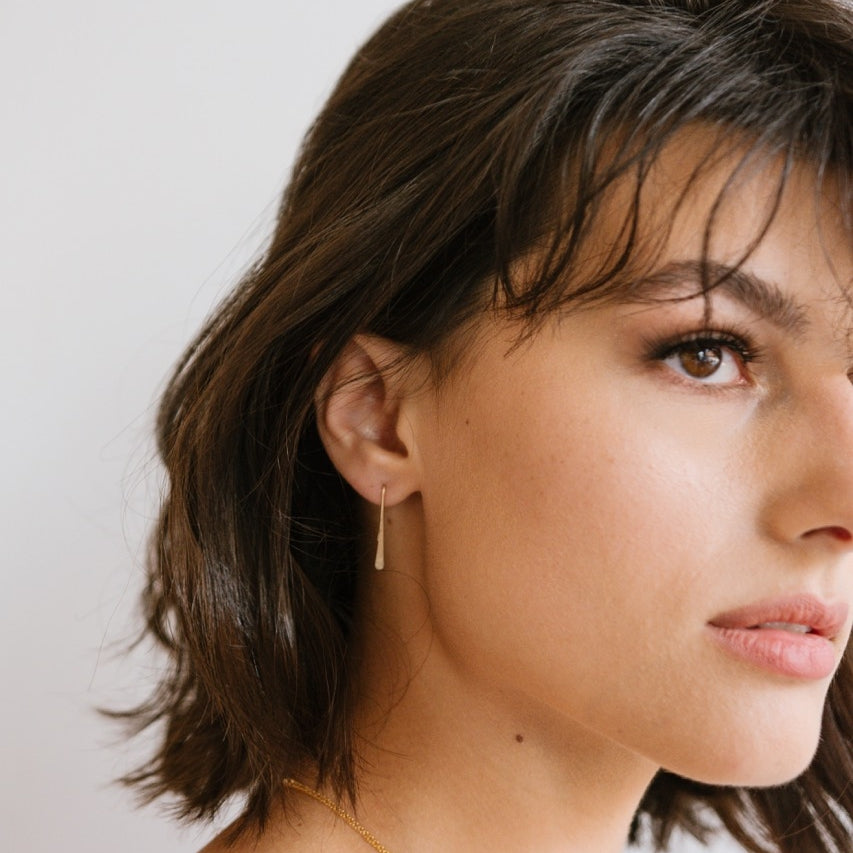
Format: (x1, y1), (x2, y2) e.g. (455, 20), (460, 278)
(762, 377), (853, 551)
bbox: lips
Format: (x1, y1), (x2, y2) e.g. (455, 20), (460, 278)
(707, 595), (849, 680)
(709, 595), (848, 639)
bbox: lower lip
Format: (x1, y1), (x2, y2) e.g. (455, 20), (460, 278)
(708, 626), (837, 679)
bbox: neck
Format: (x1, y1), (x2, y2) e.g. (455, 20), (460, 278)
(349, 564), (658, 853)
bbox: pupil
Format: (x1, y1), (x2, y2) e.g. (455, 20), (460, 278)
(680, 346), (721, 378)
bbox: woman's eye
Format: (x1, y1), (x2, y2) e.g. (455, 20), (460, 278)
(661, 340), (745, 385)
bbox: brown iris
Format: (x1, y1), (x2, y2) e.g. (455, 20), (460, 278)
(677, 344), (723, 378)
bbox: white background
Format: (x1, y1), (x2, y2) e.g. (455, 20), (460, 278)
(2, 1), (744, 850)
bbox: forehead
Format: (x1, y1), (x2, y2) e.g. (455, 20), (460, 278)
(450, 128), (852, 374)
(582, 128), (853, 335)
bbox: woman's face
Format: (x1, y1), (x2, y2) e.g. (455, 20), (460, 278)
(411, 139), (853, 786)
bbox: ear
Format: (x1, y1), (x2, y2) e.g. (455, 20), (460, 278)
(315, 335), (424, 507)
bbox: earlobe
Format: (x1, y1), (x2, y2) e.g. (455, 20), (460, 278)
(315, 335), (423, 506)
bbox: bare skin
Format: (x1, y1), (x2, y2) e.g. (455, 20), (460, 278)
(202, 132), (853, 852)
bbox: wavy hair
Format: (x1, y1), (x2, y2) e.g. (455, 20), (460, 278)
(117, 1), (853, 850)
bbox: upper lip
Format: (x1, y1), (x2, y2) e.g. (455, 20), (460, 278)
(708, 594), (849, 640)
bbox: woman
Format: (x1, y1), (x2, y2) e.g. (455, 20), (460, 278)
(120, 1), (853, 851)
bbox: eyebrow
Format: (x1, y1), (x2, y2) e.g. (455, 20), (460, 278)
(627, 260), (811, 335)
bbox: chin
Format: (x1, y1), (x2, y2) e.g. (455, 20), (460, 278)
(655, 700), (825, 789)
(677, 731), (821, 789)
(703, 755), (817, 789)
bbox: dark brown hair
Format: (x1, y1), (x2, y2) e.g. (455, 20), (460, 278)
(119, 1), (853, 850)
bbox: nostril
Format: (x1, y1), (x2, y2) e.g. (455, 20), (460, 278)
(804, 526), (853, 542)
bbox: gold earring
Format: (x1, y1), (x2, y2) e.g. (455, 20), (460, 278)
(374, 485), (386, 571)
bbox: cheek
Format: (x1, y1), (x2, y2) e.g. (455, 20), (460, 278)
(416, 353), (829, 786)
(419, 374), (725, 682)
(427, 375), (730, 594)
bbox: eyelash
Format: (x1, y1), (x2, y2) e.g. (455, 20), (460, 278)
(644, 325), (764, 385)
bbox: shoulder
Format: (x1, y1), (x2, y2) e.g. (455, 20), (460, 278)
(196, 808), (356, 853)
(197, 835), (231, 853)
(197, 821), (289, 853)
(197, 829), (256, 853)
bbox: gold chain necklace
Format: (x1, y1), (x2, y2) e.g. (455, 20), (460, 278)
(283, 778), (393, 853)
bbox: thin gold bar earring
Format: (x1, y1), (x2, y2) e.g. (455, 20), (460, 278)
(374, 485), (386, 570)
